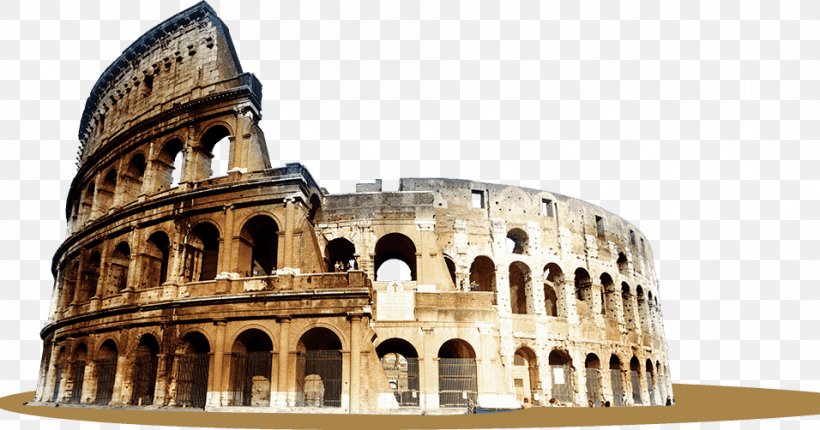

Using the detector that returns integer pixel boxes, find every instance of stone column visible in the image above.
[208,321,227,407]
[282,197,296,269]
[420,327,437,409]
[110,353,131,405]
[220,204,235,275]
[275,317,290,406]
[349,315,362,412]
[152,353,169,406]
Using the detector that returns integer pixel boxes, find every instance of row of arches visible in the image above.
[72,125,232,229]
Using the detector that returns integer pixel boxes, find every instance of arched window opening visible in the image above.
[506,228,529,254]
[106,242,130,296]
[585,354,602,407]
[68,344,87,404]
[131,334,159,406]
[174,332,210,408]
[646,359,657,406]
[51,347,66,402]
[574,268,592,304]
[143,232,170,289]
[79,182,95,224]
[376,338,419,407]
[600,273,614,316]
[437,339,477,407]
[184,223,220,282]
[509,261,532,315]
[544,284,558,317]
[156,139,185,191]
[238,215,279,277]
[94,341,117,405]
[59,260,79,310]
[469,256,496,293]
[630,356,642,405]
[443,255,457,289]
[229,329,273,407]
[513,347,539,405]
[308,194,322,222]
[326,238,355,272]
[543,263,564,317]
[199,125,231,180]
[617,252,629,275]
[621,282,636,331]
[78,252,101,303]
[296,328,343,408]
[610,355,625,406]
[97,169,117,212]
[123,153,146,202]
[374,233,417,281]
[548,350,574,405]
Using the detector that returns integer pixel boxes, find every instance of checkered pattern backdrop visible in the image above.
[1,0,819,428]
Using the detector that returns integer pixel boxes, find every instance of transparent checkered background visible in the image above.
[1,0,819,429]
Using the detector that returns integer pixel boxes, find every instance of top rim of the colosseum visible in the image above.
[77,1,239,144]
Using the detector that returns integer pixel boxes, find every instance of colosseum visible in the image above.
[33,2,672,413]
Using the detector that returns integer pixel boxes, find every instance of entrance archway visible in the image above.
[610,354,624,406]
[376,338,419,406]
[548,350,574,405]
[513,347,539,405]
[296,327,343,408]
[94,340,117,405]
[229,329,274,406]
[68,344,87,404]
[585,353,601,407]
[238,215,279,276]
[437,339,477,407]
[174,332,210,408]
[131,334,159,406]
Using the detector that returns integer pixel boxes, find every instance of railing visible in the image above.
[438,358,477,407]
[94,358,117,405]
[228,351,273,407]
[174,353,209,408]
[296,350,343,408]
[610,369,624,406]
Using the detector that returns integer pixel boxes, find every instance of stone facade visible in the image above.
[34,2,673,413]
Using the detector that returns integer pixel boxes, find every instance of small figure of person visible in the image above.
[522,398,532,409]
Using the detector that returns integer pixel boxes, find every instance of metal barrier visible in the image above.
[550,364,574,405]
[175,353,209,408]
[296,350,343,407]
[380,356,420,406]
[131,354,158,405]
[647,373,656,406]
[229,351,273,406]
[585,368,601,406]
[51,365,62,402]
[438,358,477,407]
[630,370,642,405]
[94,358,117,405]
[610,369,624,406]
[69,361,85,404]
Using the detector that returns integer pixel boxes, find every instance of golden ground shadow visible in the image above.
[2,384,820,429]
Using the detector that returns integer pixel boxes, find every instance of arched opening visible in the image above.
[229,329,274,407]
[600,273,614,316]
[79,252,101,303]
[509,261,531,314]
[646,359,657,406]
[376,338,419,407]
[59,260,79,310]
[184,223,220,282]
[513,347,539,405]
[326,238,355,272]
[610,355,624,406]
[630,356,642,405]
[621,282,636,332]
[585,353,602,407]
[143,232,170,288]
[174,332,210,408]
[506,228,529,254]
[199,125,231,180]
[238,215,279,277]
[94,340,117,405]
[617,252,629,275]
[443,254,457,288]
[68,344,87,404]
[574,268,592,306]
[437,339,477,407]
[308,194,322,222]
[106,242,130,296]
[548,350,574,405]
[122,153,146,202]
[156,138,184,191]
[374,233,417,281]
[51,346,66,402]
[543,263,564,317]
[97,169,117,211]
[296,327,343,408]
[469,256,496,294]
[131,334,159,406]
[79,182,95,223]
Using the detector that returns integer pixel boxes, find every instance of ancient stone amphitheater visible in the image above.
[34,2,672,413]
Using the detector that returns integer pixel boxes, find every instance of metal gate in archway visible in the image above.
[610,369,624,406]
[94,358,117,405]
[438,358,477,407]
[630,370,642,405]
[380,356,419,406]
[175,353,209,408]
[550,364,574,404]
[585,368,601,407]
[647,372,657,405]
[229,351,273,406]
[51,365,62,402]
[69,361,85,404]
[131,354,158,405]
[296,350,342,408]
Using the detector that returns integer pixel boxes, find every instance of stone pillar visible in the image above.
[282,197,296,269]
[153,353,169,406]
[420,327,437,409]
[348,315,362,413]
[220,204,236,275]
[110,353,130,405]
[71,254,86,305]
[208,321,227,407]
[39,341,59,402]
[275,317,290,406]
[562,280,579,325]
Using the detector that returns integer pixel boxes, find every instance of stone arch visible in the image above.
[513,346,539,405]
[184,222,220,282]
[376,338,420,407]
[106,241,130,296]
[548,349,574,405]
[59,259,79,310]
[122,152,146,202]
[229,328,274,407]
[308,193,322,222]
[79,181,95,223]
[574,267,592,308]
[437,339,477,407]
[94,339,119,406]
[326,237,356,272]
[609,354,625,406]
[506,227,529,254]
[78,251,101,303]
[469,255,496,294]
[97,168,118,212]
[374,232,417,281]
[237,214,279,276]
[543,263,564,317]
[130,333,160,406]
[173,330,211,408]
[142,230,171,289]
[155,137,185,191]
[196,123,233,180]
[629,356,642,405]
[617,252,629,275]
[600,272,614,316]
[68,343,88,404]
[585,353,602,406]
[509,261,532,315]
[296,327,343,408]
